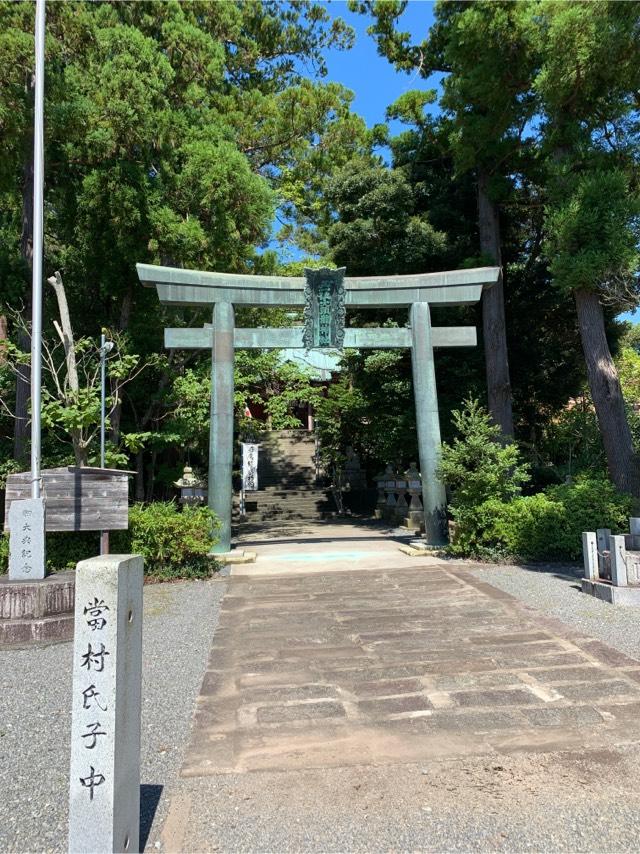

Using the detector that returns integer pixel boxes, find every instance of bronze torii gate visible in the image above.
[137,263,500,553]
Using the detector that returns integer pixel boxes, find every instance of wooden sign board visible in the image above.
[4,467,133,533]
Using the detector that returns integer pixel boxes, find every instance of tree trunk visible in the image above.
[109,283,134,444]
[478,170,514,439]
[135,449,145,501]
[574,288,640,496]
[0,315,7,365]
[49,271,86,467]
[145,447,157,502]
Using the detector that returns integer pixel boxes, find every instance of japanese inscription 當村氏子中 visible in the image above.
[77,596,111,802]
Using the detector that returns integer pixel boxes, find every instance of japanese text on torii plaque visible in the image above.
[302,267,346,349]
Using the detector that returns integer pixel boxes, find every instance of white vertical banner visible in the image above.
[241,443,259,492]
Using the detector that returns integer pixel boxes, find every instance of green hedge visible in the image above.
[450,476,633,561]
[1,501,220,580]
[112,502,220,579]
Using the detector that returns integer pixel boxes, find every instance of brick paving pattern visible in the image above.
[182,566,640,777]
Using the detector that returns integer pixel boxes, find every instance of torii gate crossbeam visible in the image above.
[137,264,500,553]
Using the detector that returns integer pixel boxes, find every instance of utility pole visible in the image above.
[99,332,113,555]
[31,0,45,503]
[8,0,47,581]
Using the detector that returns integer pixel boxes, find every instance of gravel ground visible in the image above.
[470,562,640,661]
[0,577,226,854]
[168,743,640,853]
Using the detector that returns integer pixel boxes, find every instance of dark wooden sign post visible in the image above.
[5,466,132,542]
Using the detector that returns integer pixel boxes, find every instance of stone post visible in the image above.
[405,462,424,529]
[373,470,386,519]
[581,532,598,580]
[395,474,408,524]
[69,554,143,854]
[209,302,235,554]
[628,517,640,552]
[610,535,628,587]
[383,464,397,522]
[8,497,46,580]
[596,528,611,576]
[410,302,447,545]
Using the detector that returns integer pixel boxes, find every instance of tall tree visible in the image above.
[351,0,539,437]
[0,0,367,487]
[534,0,640,496]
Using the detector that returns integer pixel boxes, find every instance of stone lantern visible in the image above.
[405,462,424,529]
[174,465,207,506]
[373,468,388,519]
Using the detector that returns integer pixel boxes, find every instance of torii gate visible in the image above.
[136,263,500,553]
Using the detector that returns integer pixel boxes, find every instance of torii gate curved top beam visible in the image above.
[136,263,500,308]
[137,263,500,554]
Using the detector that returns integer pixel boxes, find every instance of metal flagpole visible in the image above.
[31,0,46,501]
[99,332,113,555]
[100,333,107,469]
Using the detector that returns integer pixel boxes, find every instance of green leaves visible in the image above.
[438,398,530,510]
[544,168,640,300]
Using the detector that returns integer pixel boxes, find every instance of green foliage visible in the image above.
[326,155,447,275]
[438,399,530,509]
[314,349,417,471]
[111,502,220,580]
[544,169,640,299]
[0,534,8,574]
[0,0,366,482]
[439,399,632,560]
[451,478,633,562]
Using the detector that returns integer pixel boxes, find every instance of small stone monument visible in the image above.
[8,498,46,580]
[344,446,366,490]
[582,518,640,605]
[68,554,143,853]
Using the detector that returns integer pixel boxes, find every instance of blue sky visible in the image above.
[322,0,437,133]
[297,1,639,323]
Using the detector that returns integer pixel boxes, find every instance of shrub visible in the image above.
[0,534,7,574]
[451,476,632,561]
[438,398,530,510]
[1,502,219,580]
[112,501,220,579]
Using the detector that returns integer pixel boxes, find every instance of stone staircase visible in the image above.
[235,430,336,522]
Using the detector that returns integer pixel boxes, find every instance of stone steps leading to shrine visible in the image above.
[236,430,333,520]
[233,487,336,522]
[257,429,319,490]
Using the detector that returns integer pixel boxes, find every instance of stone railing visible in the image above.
[373,463,423,530]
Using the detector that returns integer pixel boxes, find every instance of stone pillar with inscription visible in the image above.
[68,554,143,854]
[8,498,46,580]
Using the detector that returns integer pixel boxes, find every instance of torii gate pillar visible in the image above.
[209,302,234,554]
[411,302,447,544]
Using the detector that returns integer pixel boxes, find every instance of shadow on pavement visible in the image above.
[140,783,163,852]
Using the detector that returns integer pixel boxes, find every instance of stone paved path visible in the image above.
[181,565,640,779]
[151,528,640,851]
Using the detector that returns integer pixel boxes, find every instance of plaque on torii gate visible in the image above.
[137,262,500,553]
